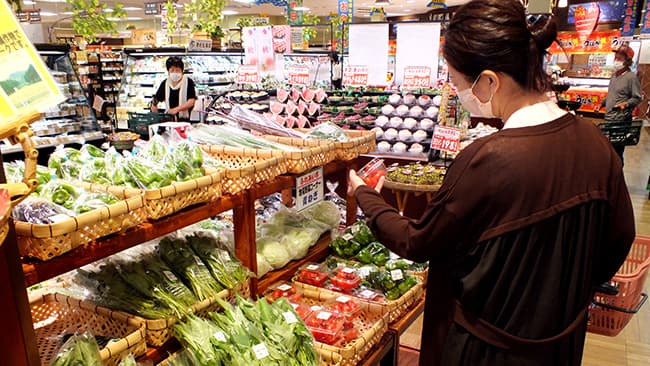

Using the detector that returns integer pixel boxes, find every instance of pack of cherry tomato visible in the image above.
[296,263,330,287]
[328,266,363,293]
[265,281,303,303]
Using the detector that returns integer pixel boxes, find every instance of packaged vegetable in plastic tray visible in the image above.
[289,301,313,320]
[355,241,389,266]
[304,308,345,345]
[265,281,303,303]
[328,267,362,293]
[357,158,386,189]
[327,294,361,326]
[329,220,376,258]
[363,268,419,300]
[12,197,74,225]
[296,263,330,287]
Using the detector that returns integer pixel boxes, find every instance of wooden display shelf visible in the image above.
[22,193,245,287]
[389,294,425,335]
[360,331,397,366]
[138,339,181,364]
[257,233,332,294]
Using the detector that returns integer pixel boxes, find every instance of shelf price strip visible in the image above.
[431,125,461,154]
[237,65,260,84]
[287,65,310,86]
[342,65,368,87]
[402,66,431,89]
[295,167,324,211]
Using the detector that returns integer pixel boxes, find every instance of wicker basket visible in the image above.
[203,148,288,195]
[81,170,223,221]
[293,279,424,324]
[31,293,146,366]
[200,144,333,175]
[15,193,147,261]
[294,129,377,161]
[383,179,441,193]
[135,279,251,346]
[262,135,338,165]
[299,286,388,366]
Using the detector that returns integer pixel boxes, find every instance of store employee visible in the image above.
[151,57,197,120]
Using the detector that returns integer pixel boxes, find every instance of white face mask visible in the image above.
[457,74,495,118]
[169,72,183,82]
[613,60,625,71]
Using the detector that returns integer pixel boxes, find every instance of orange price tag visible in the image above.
[237,65,259,84]
[431,125,461,153]
[288,65,310,86]
[342,66,368,87]
[403,66,431,89]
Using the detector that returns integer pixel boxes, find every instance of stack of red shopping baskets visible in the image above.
[588,236,650,336]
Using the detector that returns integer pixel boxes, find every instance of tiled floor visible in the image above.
[398,126,650,365]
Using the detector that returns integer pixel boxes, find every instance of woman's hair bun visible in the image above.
[527,14,558,51]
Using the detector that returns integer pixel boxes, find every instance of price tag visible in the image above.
[359,289,376,299]
[431,125,462,154]
[342,233,354,241]
[49,214,70,223]
[402,66,431,89]
[317,311,332,320]
[163,270,178,282]
[342,65,368,87]
[292,303,299,310]
[358,267,372,278]
[287,65,310,86]
[283,311,298,324]
[351,225,360,234]
[336,296,351,303]
[253,343,270,359]
[237,65,259,84]
[188,38,213,52]
[213,331,227,342]
[277,284,292,291]
[306,264,319,271]
[311,305,323,312]
[342,267,355,274]
[391,269,404,281]
[389,252,400,260]
[295,167,323,211]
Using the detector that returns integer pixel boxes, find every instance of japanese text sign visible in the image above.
[295,167,324,211]
[342,65,368,87]
[287,65,310,86]
[402,66,431,88]
[237,65,259,84]
[188,38,212,52]
[431,125,461,153]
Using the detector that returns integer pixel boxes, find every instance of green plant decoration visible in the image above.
[164,0,177,36]
[302,13,320,42]
[66,0,126,43]
[236,16,269,28]
[7,0,21,11]
[185,0,226,38]
[328,12,347,53]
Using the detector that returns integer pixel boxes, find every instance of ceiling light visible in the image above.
[222,10,239,15]
[62,11,73,15]
[294,6,310,11]
[36,0,66,3]
[40,11,58,16]
[123,7,142,11]
[23,0,35,4]
[375,0,390,5]
[558,0,567,7]
[234,0,255,3]
[126,17,143,20]
[103,8,113,13]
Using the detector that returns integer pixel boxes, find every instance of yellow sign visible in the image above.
[0,1,62,119]
[131,28,157,46]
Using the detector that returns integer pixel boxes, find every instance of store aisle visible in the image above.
[398,126,650,366]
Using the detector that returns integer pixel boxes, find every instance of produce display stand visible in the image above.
[383,180,440,216]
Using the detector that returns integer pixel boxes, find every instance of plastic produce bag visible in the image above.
[257,236,291,269]
[125,156,174,189]
[302,201,341,229]
[48,147,84,180]
[118,354,138,366]
[256,253,273,277]
[72,191,121,214]
[13,197,74,224]
[80,144,106,159]
[168,141,205,181]
[49,331,103,366]
[306,122,350,142]
[39,180,81,210]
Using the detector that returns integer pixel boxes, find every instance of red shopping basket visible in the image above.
[588,236,650,336]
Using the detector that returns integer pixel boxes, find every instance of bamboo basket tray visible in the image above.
[262,135,338,164]
[383,179,442,192]
[15,193,147,261]
[134,279,251,347]
[294,129,377,161]
[80,170,223,221]
[203,148,288,195]
[31,293,146,366]
[299,286,389,366]
[293,279,424,324]
[200,143,333,175]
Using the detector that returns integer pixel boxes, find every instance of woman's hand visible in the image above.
[167,107,179,115]
[348,169,384,196]
[150,104,159,113]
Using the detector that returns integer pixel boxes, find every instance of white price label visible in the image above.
[253,343,270,359]
[213,331,227,342]
[283,311,298,324]
[342,267,355,274]
[277,284,292,291]
[351,225,360,234]
[311,305,323,312]
[306,264,319,271]
[358,267,371,278]
[389,252,400,260]
[391,269,404,281]
[295,167,323,211]
[163,270,178,282]
[360,290,376,299]
[342,233,354,241]
[317,311,332,320]
[336,296,351,303]
[403,259,414,265]
[292,303,299,310]
[49,213,70,223]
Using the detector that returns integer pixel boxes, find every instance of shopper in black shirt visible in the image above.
[151,57,197,120]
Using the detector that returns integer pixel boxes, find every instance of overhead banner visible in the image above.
[0,1,63,118]
[349,23,389,86]
[242,26,275,70]
[641,0,650,37]
[338,0,353,22]
[621,0,639,39]
[395,23,441,87]
[287,0,303,25]
[549,30,622,54]
[567,1,624,24]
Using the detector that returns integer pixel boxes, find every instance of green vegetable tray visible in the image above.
[31,292,146,366]
[292,278,424,324]
[15,193,147,261]
[202,148,288,195]
[133,278,251,347]
[201,142,333,175]
[80,169,223,221]
[277,129,377,161]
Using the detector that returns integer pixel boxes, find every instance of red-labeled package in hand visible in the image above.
[357,158,386,188]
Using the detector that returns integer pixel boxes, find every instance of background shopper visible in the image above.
[349,1,635,365]
[331,52,342,90]
[151,56,197,121]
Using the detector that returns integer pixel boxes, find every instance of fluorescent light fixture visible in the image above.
[62,11,73,15]
[126,17,143,20]
[222,10,239,15]
[234,0,255,3]
[123,7,142,11]
[40,11,58,16]
[294,6,310,11]
[23,0,35,4]
[375,0,390,5]
[558,0,567,7]
[103,8,113,13]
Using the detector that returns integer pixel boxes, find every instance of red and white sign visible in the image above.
[575,3,600,43]
[402,66,431,88]
[342,65,368,87]
[237,65,259,84]
[431,125,461,153]
[287,65,310,86]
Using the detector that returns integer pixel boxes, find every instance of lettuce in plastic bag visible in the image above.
[302,201,341,229]
[258,237,291,269]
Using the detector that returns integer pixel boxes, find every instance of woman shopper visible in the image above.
[349,1,635,365]
[150,56,197,121]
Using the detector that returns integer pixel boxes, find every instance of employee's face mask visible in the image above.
[613,60,625,71]
[457,73,495,118]
[169,72,183,82]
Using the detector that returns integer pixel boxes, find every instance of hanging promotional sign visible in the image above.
[431,125,461,153]
[574,3,600,43]
[287,65,310,86]
[242,26,275,69]
[342,65,368,87]
[338,0,354,23]
[641,0,650,37]
[549,30,621,54]
[272,25,291,54]
[188,38,212,52]
[287,0,303,25]
[568,1,623,24]
[402,66,432,89]
[621,0,639,39]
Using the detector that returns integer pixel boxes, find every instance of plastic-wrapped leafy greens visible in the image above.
[306,122,350,142]
[49,331,103,366]
[72,191,121,214]
[48,147,84,180]
[118,354,138,366]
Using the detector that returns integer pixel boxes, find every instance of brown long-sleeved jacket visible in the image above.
[356,113,635,365]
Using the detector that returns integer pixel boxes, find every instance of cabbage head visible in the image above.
[258,237,291,269]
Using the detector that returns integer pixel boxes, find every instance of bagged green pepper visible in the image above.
[39,180,80,209]
[347,221,375,246]
[81,144,106,159]
[355,241,389,266]
[48,147,83,179]
[72,191,120,213]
